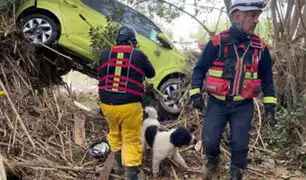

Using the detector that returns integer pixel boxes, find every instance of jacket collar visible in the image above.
[229,24,251,42]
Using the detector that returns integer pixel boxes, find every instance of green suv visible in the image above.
[16,0,188,119]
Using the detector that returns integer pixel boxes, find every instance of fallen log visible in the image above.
[98,152,115,180]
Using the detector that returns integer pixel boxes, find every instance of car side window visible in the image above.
[81,0,162,44]
[116,5,162,44]
[81,0,115,16]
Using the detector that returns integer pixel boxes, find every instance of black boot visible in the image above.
[125,166,145,180]
[202,155,220,179]
[230,166,243,180]
[113,151,124,175]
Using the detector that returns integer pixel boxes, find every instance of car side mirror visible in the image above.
[157,33,173,49]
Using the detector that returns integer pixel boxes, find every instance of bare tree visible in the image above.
[269,0,306,107]
[223,0,232,15]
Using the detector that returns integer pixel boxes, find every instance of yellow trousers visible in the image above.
[100,102,143,167]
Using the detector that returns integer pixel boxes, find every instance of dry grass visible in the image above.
[0,12,111,180]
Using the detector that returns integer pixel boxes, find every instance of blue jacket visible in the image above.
[191,26,276,103]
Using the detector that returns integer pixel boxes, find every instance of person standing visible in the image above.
[98,26,155,180]
[189,1,277,179]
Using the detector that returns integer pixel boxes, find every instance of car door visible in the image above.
[59,0,111,60]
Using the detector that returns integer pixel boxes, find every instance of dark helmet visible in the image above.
[116,26,138,47]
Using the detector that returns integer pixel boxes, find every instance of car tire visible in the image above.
[157,78,185,121]
[21,14,60,45]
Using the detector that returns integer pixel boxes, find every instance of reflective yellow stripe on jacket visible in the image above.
[212,94,245,101]
[208,69,258,79]
[189,88,201,97]
[264,96,277,104]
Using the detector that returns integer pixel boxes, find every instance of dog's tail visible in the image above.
[144,106,158,120]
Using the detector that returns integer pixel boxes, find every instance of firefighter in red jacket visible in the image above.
[189,0,277,179]
[98,26,155,180]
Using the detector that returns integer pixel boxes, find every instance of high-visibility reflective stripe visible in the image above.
[212,94,245,101]
[208,69,222,77]
[113,53,124,91]
[245,72,258,79]
[99,74,144,88]
[99,85,143,97]
[208,69,258,79]
[189,88,201,96]
[264,96,277,104]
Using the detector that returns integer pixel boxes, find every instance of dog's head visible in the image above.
[170,126,196,148]
[144,106,158,120]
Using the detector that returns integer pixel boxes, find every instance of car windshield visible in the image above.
[80,0,162,43]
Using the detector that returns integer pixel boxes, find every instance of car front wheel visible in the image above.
[158,78,185,120]
[21,14,59,45]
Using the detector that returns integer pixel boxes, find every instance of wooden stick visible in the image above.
[82,160,100,167]
[220,146,231,157]
[59,134,66,159]
[186,168,203,174]
[15,164,93,173]
[79,149,88,166]
[179,145,195,153]
[6,56,31,90]
[250,99,263,151]
[252,146,274,154]
[98,152,115,180]
[247,168,267,177]
[73,115,87,147]
[0,65,11,95]
[53,90,62,127]
[37,41,73,61]
[0,155,7,180]
[247,166,274,178]
[0,80,36,148]
[171,166,179,180]
[109,174,124,179]
[73,101,95,113]
[3,113,14,132]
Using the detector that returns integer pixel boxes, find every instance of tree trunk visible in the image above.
[270,0,306,107]
[223,0,232,20]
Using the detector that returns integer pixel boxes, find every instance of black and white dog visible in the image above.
[142,106,196,177]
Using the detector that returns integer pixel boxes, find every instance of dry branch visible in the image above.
[0,80,35,148]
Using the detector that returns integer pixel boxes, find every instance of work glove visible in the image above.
[191,93,204,110]
[264,103,276,126]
